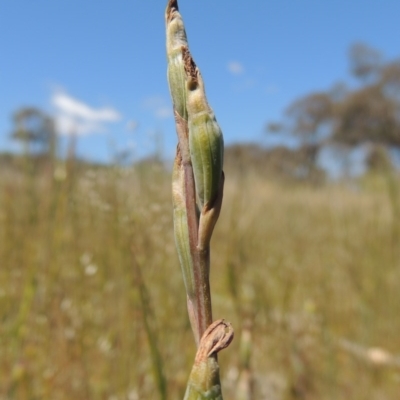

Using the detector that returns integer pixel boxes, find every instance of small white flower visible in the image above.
[85,264,98,276]
[80,252,92,266]
[97,337,112,354]
[367,347,391,365]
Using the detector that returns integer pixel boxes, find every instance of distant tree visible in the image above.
[224,144,325,184]
[265,122,284,134]
[11,107,57,158]
[266,43,400,174]
[349,42,382,82]
[332,85,400,146]
[380,61,400,101]
[285,92,333,141]
[366,144,393,172]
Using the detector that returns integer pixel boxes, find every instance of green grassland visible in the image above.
[0,156,399,399]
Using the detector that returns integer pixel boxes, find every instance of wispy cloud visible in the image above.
[142,95,172,119]
[227,61,244,75]
[52,92,121,136]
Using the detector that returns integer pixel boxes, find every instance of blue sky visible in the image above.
[1,0,400,163]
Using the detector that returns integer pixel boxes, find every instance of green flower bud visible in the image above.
[166,0,189,120]
[183,47,224,209]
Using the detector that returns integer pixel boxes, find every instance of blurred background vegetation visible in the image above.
[1,43,400,399]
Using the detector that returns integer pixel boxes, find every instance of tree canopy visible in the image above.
[11,107,57,156]
[268,43,400,150]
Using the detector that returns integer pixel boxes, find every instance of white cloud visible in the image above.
[56,114,105,136]
[52,92,121,136]
[227,61,244,75]
[142,95,172,119]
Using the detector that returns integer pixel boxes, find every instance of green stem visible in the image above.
[195,246,212,341]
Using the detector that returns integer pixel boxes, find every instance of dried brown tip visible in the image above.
[194,319,234,364]
[182,46,199,89]
[166,0,179,23]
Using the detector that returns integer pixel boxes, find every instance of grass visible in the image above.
[0,156,399,399]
